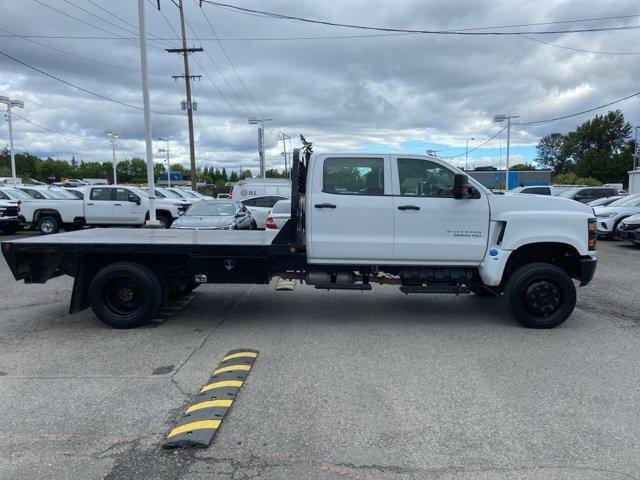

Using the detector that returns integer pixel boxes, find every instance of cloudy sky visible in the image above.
[1,0,639,175]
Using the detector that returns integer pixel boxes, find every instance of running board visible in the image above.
[400,285,470,294]
[314,283,372,291]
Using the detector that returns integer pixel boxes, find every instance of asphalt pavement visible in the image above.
[0,235,638,480]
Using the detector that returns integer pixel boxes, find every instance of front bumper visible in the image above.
[596,218,616,236]
[615,226,640,244]
[579,256,597,286]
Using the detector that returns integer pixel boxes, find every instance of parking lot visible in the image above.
[0,235,638,480]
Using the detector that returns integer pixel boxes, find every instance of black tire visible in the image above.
[37,215,60,235]
[157,214,172,229]
[250,220,257,230]
[89,261,162,328]
[504,263,576,329]
[469,283,497,296]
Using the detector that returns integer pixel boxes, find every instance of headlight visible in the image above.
[596,212,617,218]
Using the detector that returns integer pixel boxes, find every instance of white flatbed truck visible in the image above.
[1,147,597,329]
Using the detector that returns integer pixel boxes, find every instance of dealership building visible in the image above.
[466,168,552,190]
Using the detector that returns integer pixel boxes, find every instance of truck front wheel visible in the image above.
[89,262,162,328]
[504,263,576,329]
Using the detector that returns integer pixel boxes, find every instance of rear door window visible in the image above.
[323,157,385,195]
[90,188,113,201]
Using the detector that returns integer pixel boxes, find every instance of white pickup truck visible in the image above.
[2,148,597,330]
[18,185,189,234]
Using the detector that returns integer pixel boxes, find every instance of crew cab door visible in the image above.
[307,155,394,263]
[85,187,114,223]
[113,188,145,224]
[391,156,490,263]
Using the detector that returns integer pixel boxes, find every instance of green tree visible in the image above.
[508,163,535,171]
[240,169,252,179]
[567,110,633,184]
[229,171,239,182]
[535,132,572,174]
[552,172,600,186]
[35,158,73,181]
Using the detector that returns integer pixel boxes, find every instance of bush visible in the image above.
[553,172,601,186]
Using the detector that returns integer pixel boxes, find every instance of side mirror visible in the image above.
[128,194,140,205]
[236,210,247,217]
[453,174,471,199]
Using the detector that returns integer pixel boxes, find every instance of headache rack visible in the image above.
[287,144,311,248]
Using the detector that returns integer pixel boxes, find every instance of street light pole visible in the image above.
[493,115,519,190]
[137,0,159,226]
[248,118,273,177]
[0,95,24,185]
[635,126,639,170]
[105,131,120,185]
[465,137,475,171]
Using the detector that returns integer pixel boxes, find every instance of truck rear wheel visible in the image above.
[89,261,162,328]
[37,215,60,235]
[504,263,576,329]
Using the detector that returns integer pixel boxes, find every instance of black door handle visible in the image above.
[398,205,420,211]
[314,203,336,209]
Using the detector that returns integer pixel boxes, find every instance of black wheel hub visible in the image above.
[105,277,144,316]
[523,280,562,317]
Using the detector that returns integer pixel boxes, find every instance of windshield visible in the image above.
[157,188,181,198]
[608,194,640,207]
[186,201,235,216]
[1,188,32,200]
[557,188,579,198]
[271,201,291,214]
[48,188,78,199]
[178,189,199,198]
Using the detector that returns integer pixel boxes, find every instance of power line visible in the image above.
[201,2,640,36]
[523,91,640,126]
[183,15,254,116]
[12,112,149,157]
[0,49,181,116]
[0,28,170,75]
[441,127,508,158]
[12,112,103,142]
[196,0,263,116]
[29,0,164,50]
[518,34,640,55]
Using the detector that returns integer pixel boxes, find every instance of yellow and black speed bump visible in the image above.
[162,349,258,448]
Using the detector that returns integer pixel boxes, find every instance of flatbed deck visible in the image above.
[2,228,282,255]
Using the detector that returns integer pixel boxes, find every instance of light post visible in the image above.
[465,137,475,171]
[137,0,159,226]
[105,130,120,185]
[158,137,171,188]
[0,95,24,185]
[634,126,639,170]
[493,115,519,190]
[248,118,273,178]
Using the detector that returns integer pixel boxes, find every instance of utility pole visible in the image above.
[279,132,290,177]
[0,95,24,185]
[105,130,120,185]
[158,137,172,188]
[635,126,639,170]
[165,0,202,191]
[248,118,273,177]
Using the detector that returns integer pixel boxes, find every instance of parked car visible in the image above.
[557,186,620,203]
[217,193,230,199]
[614,214,640,245]
[64,188,86,199]
[265,199,291,230]
[0,200,21,234]
[17,185,81,200]
[507,185,553,195]
[241,195,289,229]
[587,196,625,207]
[230,178,291,203]
[170,200,255,230]
[593,194,640,238]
